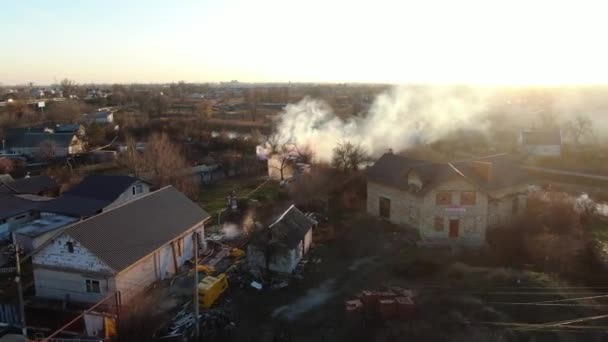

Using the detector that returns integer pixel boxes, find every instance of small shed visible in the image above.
[248,205,316,274]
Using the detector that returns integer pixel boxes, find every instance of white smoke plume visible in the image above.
[273,85,492,162]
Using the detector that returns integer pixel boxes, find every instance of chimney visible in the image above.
[387,148,393,155]
[470,161,493,182]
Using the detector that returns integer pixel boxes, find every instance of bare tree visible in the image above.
[46,100,86,123]
[134,132,200,199]
[291,143,314,164]
[565,115,592,144]
[60,78,77,98]
[332,141,367,173]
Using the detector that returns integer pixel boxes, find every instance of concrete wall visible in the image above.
[33,268,112,303]
[248,227,312,274]
[368,180,489,246]
[420,179,488,246]
[367,182,422,226]
[104,181,151,211]
[524,145,561,156]
[32,234,114,274]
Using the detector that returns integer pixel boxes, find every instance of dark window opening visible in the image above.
[379,197,391,219]
[66,241,74,253]
[461,191,476,205]
[86,279,101,293]
[436,192,452,205]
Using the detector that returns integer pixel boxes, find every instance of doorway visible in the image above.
[449,219,460,238]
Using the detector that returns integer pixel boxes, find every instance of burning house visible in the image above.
[247,205,316,274]
[367,152,530,246]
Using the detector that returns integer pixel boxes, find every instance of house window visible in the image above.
[66,241,74,253]
[436,192,452,205]
[434,217,444,231]
[379,197,391,219]
[461,192,476,205]
[135,184,143,194]
[512,196,519,214]
[85,279,101,294]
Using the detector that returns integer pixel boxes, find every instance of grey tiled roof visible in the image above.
[0,175,59,195]
[62,187,210,273]
[252,205,315,249]
[368,153,529,194]
[0,194,39,220]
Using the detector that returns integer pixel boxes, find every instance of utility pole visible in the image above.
[193,232,200,340]
[12,232,27,337]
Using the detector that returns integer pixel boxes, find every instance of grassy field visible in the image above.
[198,176,281,215]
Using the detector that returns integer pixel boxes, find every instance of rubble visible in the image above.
[346,287,416,321]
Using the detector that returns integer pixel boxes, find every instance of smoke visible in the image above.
[273,85,492,162]
[221,223,241,239]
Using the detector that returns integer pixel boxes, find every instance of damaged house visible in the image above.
[31,187,210,304]
[367,152,529,246]
[248,205,316,274]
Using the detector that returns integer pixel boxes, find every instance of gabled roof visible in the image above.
[252,205,315,249]
[0,175,59,195]
[58,187,210,273]
[65,174,142,201]
[0,193,39,220]
[55,124,83,134]
[368,153,529,195]
[5,133,76,148]
[521,130,561,146]
[38,174,146,217]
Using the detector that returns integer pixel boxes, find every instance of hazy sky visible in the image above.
[2,0,607,85]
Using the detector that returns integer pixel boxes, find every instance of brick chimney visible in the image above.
[470,161,493,182]
[387,148,393,155]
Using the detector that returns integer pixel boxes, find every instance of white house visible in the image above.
[519,130,561,157]
[248,205,316,274]
[32,187,210,304]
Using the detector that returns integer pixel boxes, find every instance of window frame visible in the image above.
[85,279,101,294]
[379,196,391,219]
[435,192,452,205]
[461,191,476,205]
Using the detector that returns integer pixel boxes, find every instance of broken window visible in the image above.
[435,192,452,205]
[512,196,519,214]
[461,191,476,205]
[66,241,74,253]
[85,279,101,293]
[379,197,391,219]
[434,217,444,231]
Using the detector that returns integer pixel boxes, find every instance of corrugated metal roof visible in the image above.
[62,187,210,273]
[252,205,315,249]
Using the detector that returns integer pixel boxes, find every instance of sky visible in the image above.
[1,0,608,85]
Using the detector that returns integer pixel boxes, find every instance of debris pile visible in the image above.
[346,287,416,320]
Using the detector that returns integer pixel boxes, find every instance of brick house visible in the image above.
[31,187,210,304]
[367,152,529,246]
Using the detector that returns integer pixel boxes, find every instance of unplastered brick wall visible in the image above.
[33,234,114,273]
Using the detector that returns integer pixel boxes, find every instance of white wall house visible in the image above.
[519,130,561,157]
[248,205,315,274]
[32,187,210,304]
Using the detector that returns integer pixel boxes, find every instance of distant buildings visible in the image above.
[519,130,562,157]
[3,129,84,158]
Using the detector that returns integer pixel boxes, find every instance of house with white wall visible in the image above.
[40,175,150,218]
[367,152,530,246]
[31,186,210,304]
[248,205,315,274]
[519,130,561,157]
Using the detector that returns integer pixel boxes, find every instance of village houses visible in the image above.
[367,152,529,246]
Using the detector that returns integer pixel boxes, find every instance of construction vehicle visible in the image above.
[198,273,228,309]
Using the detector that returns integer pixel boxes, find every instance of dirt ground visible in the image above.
[208,214,608,342]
